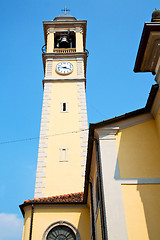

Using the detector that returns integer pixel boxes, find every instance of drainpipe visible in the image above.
[94,138,108,240]
[29,204,34,240]
[89,180,96,240]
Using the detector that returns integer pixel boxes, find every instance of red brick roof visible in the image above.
[24,192,84,204]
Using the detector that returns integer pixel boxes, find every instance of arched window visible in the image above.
[42,221,80,240]
[47,225,75,239]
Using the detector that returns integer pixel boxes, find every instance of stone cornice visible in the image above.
[42,52,87,60]
[43,78,86,82]
[134,22,160,72]
[141,32,160,72]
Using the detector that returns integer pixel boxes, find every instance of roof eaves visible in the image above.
[19,192,85,217]
[134,23,160,72]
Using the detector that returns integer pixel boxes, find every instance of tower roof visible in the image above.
[151,9,160,22]
[53,14,77,21]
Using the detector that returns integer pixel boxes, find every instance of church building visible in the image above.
[20,10,160,240]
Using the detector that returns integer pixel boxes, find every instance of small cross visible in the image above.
[61,5,70,15]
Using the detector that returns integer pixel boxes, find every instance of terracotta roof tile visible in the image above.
[24,192,84,204]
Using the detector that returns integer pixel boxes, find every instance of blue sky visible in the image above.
[0,0,159,239]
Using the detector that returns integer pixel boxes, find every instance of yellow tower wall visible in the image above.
[35,79,88,198]
[43,81,87,196]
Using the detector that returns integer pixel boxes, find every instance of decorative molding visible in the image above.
[75,27,83,33]
[43,77,86,82]
[141,32,160,72]
[47,29,56,34]
[34,82,52,198]
[43,52,87,61]
[95,127,119,140]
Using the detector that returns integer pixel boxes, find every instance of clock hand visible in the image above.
[62,66,69,69]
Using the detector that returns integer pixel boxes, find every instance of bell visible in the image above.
[60,36,69,44]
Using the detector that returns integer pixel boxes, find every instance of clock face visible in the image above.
[56,62,73,75]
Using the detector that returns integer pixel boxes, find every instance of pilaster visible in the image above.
[95,127,128,240]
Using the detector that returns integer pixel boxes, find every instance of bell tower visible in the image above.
[34,14,88,198]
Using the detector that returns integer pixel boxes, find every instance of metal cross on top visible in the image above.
[61,5,70,15]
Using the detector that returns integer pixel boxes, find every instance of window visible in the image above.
[60,148,68,161]
[42,221,80,240]
[61,102,68,112]
[54,31,76,49]
[46,225,76,240]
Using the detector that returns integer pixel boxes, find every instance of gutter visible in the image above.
[89,181,96,240]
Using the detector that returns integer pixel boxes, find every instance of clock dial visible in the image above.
[56,62,73,75]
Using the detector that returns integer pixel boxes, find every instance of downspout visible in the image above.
[29,204,34,240]
[94,138,108,240]
[89,181,96,240]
